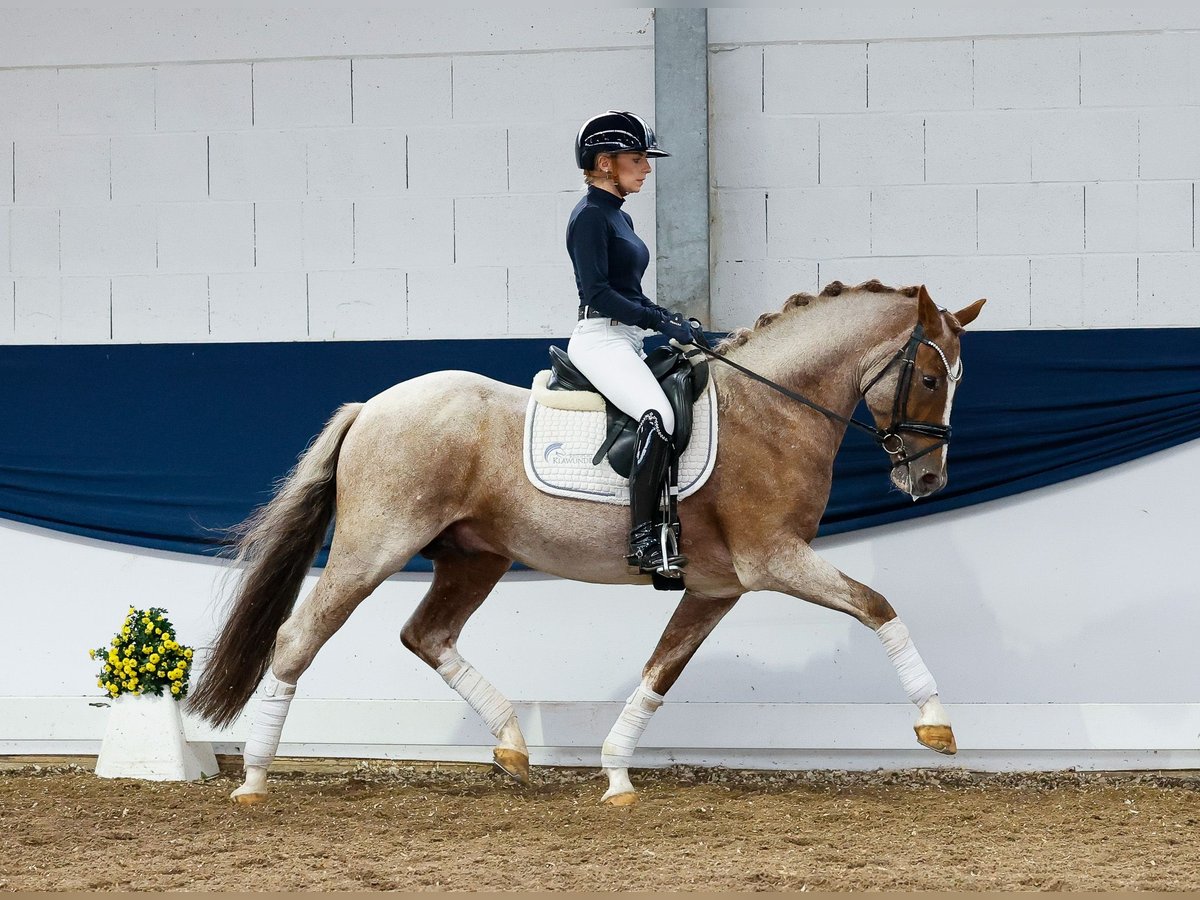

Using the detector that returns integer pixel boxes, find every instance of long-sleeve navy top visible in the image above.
[566,186,659,329]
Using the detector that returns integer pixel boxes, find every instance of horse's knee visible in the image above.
[858,590,896,629]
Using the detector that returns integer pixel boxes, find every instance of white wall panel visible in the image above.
[712,258,815,332]
[252,201,302,271]
[6,440,1198,764]
[710,8,1200,43]
[507,264,577,337]
[208,131,307,201]
[0,140,11,205]
[867,40,973,112]
[0,210,9,275]
[110,134,208,203]
[763,43,866,115]
[817,115,924,186]
[351,57,452,126]
[252,59,352,129]
[455,195,560,267]
[1030,256,1138,329]
[1085,183,1194,254]
[11,276,61,342]
[1139,109,1200,180]
[0,280,12,340]
[58,276,112,342]
[9,207,58,275]
[973,37,1080,110]
[406,125,509,196]
[154,63,253,133]
[0,9,654,67]
[111,274,209,342]
[354,197,454,269]
[870,186,977,257]
[307,269,406,341]
[767,187,871,260]
[301,201,355,270]
[711,189,767,262]
[156,202,255,274]
[207,272,307,341]
[57,66,155,135]
[1137,254,1200,325]
[14,136,109,205]
[306,128,406,198]
[710,45,764,123]
[0,69,57,134]
[710,116,818,190]
[406,266,507,338]
[1081,33,1195,108]
[923,112,1035,184]
[1030,110,1139,183]
[59,205,157,275]
[977,184,1084,255]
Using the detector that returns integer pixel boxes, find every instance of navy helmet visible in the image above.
[575,110,670,170]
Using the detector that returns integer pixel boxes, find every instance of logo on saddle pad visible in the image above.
[542,442,594,466]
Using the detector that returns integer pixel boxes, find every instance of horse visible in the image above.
[189,279,986,805]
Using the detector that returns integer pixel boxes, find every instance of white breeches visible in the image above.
[567,318,675,434]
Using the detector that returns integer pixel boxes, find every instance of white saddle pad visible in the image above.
[523,370,719,505]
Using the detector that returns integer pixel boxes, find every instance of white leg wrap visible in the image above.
[437,652,514,738]
[243,669,296,770]
[601,683,664,770]
[877,618,938,708]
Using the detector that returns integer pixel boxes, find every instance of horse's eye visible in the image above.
[922,375,939,391]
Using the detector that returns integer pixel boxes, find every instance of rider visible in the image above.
[566,110,695,575]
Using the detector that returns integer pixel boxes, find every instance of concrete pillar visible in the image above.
[654,8,710,324]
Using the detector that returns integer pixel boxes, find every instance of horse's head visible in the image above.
[861,285,985,500]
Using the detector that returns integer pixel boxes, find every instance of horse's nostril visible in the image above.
[920,472,943,489]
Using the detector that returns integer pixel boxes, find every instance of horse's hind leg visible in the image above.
[760,541,956,755]
[399,551,528,783]
[601,589,740,805]
[231,546,401,804]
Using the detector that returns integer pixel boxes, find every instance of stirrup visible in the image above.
[655,521,687,577]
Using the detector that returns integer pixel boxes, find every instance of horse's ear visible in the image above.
[917,285,941,333]
[949,298,986,332]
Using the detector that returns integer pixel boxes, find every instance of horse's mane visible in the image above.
[713,279,921,355]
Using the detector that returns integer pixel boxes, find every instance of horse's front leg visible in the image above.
[601,589,740,805]
[754,540,956,755]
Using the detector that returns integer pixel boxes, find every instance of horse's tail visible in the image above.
[188,402,364,728]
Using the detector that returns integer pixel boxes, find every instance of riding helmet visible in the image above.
[575,110,671,170]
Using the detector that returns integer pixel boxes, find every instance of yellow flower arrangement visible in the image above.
[91,607,195,701]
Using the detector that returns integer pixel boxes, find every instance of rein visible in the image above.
[688,322,962,469]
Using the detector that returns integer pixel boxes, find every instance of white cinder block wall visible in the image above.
[0,8,657,344]
[708,7,1200,332]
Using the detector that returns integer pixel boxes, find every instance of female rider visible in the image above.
[565,110,696,575]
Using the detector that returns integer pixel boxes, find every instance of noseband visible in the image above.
[861,322,963,468]
[692,321,962,472]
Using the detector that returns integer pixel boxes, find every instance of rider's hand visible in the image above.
[656,309,695,344]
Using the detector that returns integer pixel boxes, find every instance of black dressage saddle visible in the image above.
[545,344,710,478]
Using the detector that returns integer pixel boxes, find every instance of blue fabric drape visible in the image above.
[2,329,1198,569]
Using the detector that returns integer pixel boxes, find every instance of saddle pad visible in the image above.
[523,370,719,505]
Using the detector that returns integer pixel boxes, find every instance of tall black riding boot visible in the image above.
[626,410,688,574]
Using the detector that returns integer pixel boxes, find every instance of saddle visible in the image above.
[545,344,710,478]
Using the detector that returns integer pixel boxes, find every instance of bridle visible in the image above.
[690,320,963,471]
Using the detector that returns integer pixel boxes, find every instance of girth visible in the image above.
[545,344,710,478]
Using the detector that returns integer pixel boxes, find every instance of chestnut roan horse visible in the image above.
[190,279,986,805]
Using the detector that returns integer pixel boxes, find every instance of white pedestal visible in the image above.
[94,693,218,781]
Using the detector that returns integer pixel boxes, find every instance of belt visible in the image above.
[578,306,620,324]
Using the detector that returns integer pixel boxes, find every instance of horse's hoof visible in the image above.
[915,724,957,755]
[603,791,638,807]
[493,748,530,785]
[231,791,267,805]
